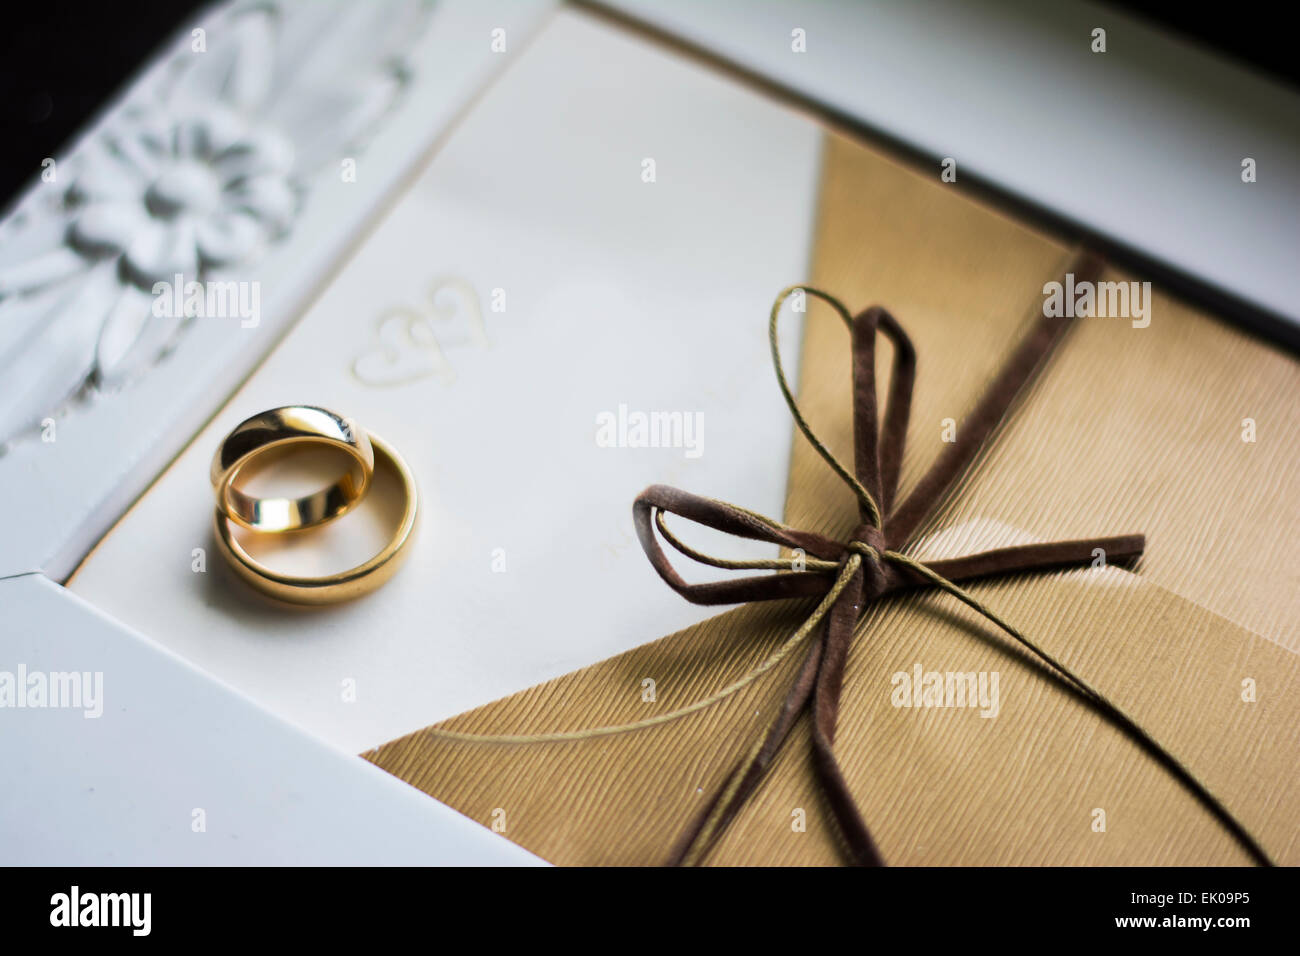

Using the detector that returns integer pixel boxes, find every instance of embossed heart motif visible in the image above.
[426,277,488,350]
[351,307,450,387]
[350,278,487,388]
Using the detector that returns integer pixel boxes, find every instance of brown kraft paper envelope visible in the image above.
[365,131,1300,865]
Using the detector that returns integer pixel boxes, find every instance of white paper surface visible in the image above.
[0,574,545,865]
[69,10,823,753]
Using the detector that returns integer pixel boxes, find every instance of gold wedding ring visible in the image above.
[211,406,374,532]
[210,407,418,605]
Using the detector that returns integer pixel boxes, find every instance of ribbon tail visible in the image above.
[809,561,885,866]
[886,250,1106,546]
[670,553,870,865]
[670,637,823,866]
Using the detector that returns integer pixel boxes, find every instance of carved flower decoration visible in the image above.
[0,0,432,448]
[64,105,298,380]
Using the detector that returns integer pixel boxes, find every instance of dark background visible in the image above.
[0,0,1295,210]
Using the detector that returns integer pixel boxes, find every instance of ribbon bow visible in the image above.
[634,253,1270,866]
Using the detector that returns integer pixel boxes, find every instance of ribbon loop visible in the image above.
[769,285,883,527]
[850,306,916,520]
[634,484,842,606]
[768,287,918,529]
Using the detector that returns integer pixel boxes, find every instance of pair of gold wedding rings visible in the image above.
[210,406,418,605]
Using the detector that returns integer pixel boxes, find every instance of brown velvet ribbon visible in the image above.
[633,252,1272,867]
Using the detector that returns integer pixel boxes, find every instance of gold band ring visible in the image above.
[213,432,419,605]
[210,406,374,532]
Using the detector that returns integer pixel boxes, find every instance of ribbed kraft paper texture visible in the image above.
[365,131,1300,866]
